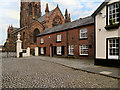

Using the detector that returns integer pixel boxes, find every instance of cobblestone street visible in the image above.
[2,57,118,88]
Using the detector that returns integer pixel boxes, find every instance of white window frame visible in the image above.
[79,45,88,55]
[108,38,119,59]
[40,38,44,44]
[57,34,62,42]
[41,47,44,55]
[69,45,74,55]
[108,3,119,25]
[57,46,62,55]
[80,28,88,39]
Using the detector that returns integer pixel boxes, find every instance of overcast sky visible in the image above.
[0,0,104,45]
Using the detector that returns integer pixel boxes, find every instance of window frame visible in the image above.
[40,38,44,44]
[107,2,120,25]
[80,28,88,39]
[79,45,88,56]
[69,45,74,55]
[57,46,62,55]
[57,34,62,42]
[107,38,119,59]
[41,47,44,55]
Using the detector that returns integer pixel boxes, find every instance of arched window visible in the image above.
[33,29,40,43]
[29,3,32,15]
[34,5,37,16]
[52,16,62,27]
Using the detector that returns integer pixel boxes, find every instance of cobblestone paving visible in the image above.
[2,57,118,88]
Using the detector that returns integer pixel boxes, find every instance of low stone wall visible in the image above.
[1,52,16,58]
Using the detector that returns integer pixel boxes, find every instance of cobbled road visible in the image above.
[2,57,118,88]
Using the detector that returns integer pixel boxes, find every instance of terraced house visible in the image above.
[36,16,94,59]
[92,0,120,67]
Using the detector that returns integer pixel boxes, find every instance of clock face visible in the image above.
[52,16,62,26]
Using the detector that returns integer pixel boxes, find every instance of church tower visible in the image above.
[20,0,41,28]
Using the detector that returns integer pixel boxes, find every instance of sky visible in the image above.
[0,0,104,45]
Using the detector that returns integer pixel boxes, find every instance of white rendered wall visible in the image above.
[95,0,119,59]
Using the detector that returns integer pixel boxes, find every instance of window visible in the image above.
[40,38,44,44]
[52,16,62,27]
[41,47,44,55]
[29,3,32,15]
[80,28,88,39]
[79,45,88,55]
[57,34,62,42]
[34,5,37,16]
[108,38,119,59]
[33,29,40,43]
[69,45,74,55]
[108,3,119,25]
[57,46,62,55]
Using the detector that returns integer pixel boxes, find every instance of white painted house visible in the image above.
[92,0,120,67]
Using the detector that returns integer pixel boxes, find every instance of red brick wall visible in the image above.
[37,31,67,56]
[37,24,94,59]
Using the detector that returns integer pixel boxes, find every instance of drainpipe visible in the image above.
[66,30,69,57]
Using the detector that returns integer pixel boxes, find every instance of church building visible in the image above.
[6,0,71,54]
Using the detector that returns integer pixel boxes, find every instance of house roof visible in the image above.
[38,9,55,23]
[37,16,94,37]
[92,0,110,17]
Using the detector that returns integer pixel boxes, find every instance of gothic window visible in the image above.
[29,3,32,15]
[33,29,40,43]
[34,5,37,16]
[52,16,62,27]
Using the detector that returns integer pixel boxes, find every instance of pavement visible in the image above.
[31,56,120,79]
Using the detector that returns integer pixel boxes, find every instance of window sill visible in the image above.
[57,54,62,56]
[56,41,62,43]
[68,54,74,56]
[79,38,88,40]
[105,23,119,30]
[79,55,88,57]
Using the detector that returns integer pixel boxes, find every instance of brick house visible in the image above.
[5,1,71,53]
[36,16,94,59]
[92,0,120,67]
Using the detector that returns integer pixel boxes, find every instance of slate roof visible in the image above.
[38,9,55,23]
[92,0,110,17]
[37,16,94,37]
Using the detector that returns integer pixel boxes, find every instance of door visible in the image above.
[108,38,119,59]
[50,45,53,57]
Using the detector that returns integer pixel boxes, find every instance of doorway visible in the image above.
[50,44,53,57]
